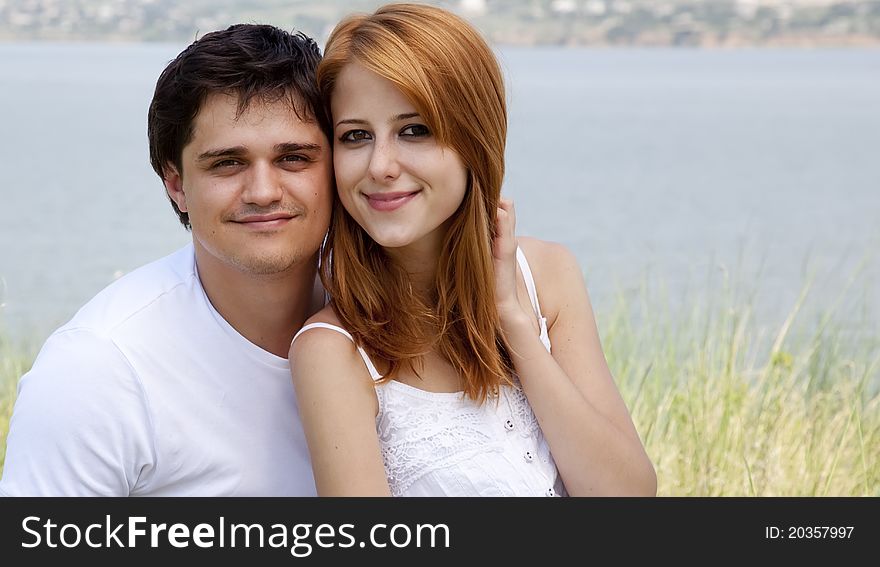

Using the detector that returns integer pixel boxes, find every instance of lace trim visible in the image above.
[505,381,541,439]
[376,380,553,496]
[376,383,504,496]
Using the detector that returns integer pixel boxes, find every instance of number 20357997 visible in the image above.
[765,526,854,539]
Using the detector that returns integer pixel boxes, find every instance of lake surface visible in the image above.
[1,44,878,344]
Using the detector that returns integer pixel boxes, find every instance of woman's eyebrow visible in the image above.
[334,113,422,128]
[390,112,420,122]
[335,118,367,127]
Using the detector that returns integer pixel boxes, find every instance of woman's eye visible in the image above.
[339,129,371,143]
[401,124,430,137]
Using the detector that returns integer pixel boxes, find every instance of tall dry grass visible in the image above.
[1,272,877,493]
[604,273,879,496]
[1,332,33,477]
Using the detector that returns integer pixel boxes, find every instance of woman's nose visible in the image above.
[367,140,401,182]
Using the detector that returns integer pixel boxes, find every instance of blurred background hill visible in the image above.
[2,0,879,47]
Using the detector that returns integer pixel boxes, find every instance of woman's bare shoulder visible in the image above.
[291,306,380,424]
[516,236,589,322]
[291,304,354,360]
[517,236,582,278]
[304,303,344,327]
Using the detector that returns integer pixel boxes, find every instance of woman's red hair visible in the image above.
[317,3,511,402]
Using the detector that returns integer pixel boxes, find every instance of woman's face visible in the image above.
[330,63,468,254]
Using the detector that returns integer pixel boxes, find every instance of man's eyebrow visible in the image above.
[196,143,323,162]
[275,142,323,154]
[196,146,247,162]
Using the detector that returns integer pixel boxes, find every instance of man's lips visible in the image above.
[364,190,421,212]
[231,212,297,228]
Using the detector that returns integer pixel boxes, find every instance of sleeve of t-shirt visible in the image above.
[0,328,156,496]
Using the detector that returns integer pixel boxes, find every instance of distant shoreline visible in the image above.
[3,0,878,49]
[2,35,879,49]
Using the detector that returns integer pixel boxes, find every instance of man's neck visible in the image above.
[193,246,323,358]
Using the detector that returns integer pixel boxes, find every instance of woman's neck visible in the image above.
[383,231,446,299]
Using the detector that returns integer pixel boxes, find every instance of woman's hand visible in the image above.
[493,198,530,327]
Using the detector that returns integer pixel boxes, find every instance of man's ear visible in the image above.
[163,164,187,213]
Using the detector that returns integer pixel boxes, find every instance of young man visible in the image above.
[0,24,333,495]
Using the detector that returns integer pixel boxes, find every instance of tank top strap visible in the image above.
[515,246,544,321]
[292,322,383,381]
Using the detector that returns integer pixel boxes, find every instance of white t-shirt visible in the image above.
[0,244,315,496]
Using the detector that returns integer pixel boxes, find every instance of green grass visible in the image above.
[603,275,880,496]
[0,333,33,477]
[1,278,878,494]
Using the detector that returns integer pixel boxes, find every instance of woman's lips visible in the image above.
[365,191,420,212]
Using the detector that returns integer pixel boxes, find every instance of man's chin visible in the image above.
[193,236,313,277]
[229,253,304,276]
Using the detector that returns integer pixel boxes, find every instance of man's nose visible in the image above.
[242,162,284,205]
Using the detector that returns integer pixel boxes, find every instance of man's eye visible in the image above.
[339,130,371,143]
[401,124,430,137]
[212,159,241,169]
[281,155,308,163]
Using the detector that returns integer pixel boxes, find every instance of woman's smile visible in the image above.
[364,190,422,212]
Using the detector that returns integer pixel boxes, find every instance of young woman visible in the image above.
[290,3,656,496]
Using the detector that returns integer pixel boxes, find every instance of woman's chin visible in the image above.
[371,234,416,249]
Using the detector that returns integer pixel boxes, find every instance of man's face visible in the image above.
[165,92,332,276]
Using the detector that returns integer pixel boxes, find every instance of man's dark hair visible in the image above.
[147,24,330,229]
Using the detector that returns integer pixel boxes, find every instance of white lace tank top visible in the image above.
[293,248,566,497]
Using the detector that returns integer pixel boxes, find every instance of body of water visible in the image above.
[1,44,878,344]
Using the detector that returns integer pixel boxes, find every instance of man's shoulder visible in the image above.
[13,248,199,456]
[60,244,197,338]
